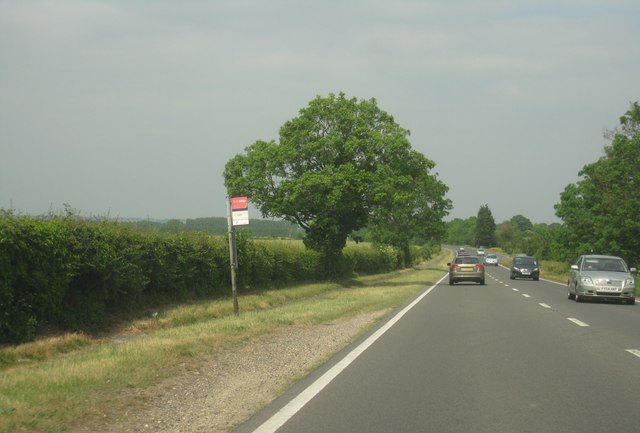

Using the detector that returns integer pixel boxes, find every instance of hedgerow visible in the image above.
[0,214,423,344]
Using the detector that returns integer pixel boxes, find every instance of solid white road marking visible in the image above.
[539,303,552,309]
[626,349,640,359]
[251,273,449,433]
[568,318,589,327]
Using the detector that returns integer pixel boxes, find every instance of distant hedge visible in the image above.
[0,214,426,344]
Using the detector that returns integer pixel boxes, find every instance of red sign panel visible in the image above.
[230,196,249,211]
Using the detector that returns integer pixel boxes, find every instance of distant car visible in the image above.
[459,247,465,252]
[510,255,540,280]
[484,253,498,266]
[448,256,485,285]
[477,248,485,256]
[567,254,636,304]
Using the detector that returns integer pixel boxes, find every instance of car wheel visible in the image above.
[533,277,539,281]
[510,274,515,280]
[575,291,582,303]
[449,279,454,286]
[480,278,485,285]
[627,298,636,305]
[567,289,575,300]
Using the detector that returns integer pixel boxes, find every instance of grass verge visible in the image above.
[0,251,452,433]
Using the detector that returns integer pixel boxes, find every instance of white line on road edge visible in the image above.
[626,349,640,359]
[568,318,589,327]
[250,273,449,433]
[539,303,552,309]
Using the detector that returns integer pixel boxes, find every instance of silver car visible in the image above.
[448,255,485,285]
[568,255,636,304]
[484,253,498,266]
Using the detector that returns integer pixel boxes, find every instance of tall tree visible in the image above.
[224,93,449,271]
[555,102,640,264]
[367,149,451,266]
[475,204,496,247]
[510,214,533,233]
[495,220,518,253]
[445,217,477,246]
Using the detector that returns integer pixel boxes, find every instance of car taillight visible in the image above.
[451,264,460,269]
[475,264,484,270]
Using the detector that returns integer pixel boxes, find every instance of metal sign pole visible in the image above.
[226,197,239,316]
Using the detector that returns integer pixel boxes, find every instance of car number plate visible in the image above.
[522,271,530,275]
[598,286,619,292]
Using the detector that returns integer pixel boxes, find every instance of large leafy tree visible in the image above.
[475,204,496,247]
[445,217,477,246]
[367,149,451,265]
[555,102,640,265]
[495,220,518,253]
[224,93,449,270]
[510,214,533,233]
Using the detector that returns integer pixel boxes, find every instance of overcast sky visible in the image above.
[1,0,639,224]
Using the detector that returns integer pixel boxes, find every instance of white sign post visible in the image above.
[226,196,249,316]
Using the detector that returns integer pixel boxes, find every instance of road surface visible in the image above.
[234,260,640,433]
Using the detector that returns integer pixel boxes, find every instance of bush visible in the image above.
[0,217,71,342]
[0,215,232,342]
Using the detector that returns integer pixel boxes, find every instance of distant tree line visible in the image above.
[445,102,640,267]
[445,213,563,260]
[125,217,305,239]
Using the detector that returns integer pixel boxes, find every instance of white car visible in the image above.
[484,253,498,266]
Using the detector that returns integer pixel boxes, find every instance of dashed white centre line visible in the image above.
[539,303,551,309]
[568,318,590,327]
[522,294,531,298]
[512,288,519,292]
[626,349,640,359]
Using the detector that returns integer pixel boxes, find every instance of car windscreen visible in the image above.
[455,257,479,264]
[514,258,536,266]
[582,258,626,272]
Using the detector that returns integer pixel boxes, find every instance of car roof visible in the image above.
[580,254,623,260]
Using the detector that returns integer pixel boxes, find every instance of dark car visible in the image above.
[448,255,485,285]
[510,255,539,280]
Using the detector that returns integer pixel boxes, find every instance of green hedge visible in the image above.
[0,216,231,343]
[1,217,72,342]
[1,215,421,344]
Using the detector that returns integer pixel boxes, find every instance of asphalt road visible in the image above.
[234,261,640,433]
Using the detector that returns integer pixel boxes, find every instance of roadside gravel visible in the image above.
[70,310,388,433]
